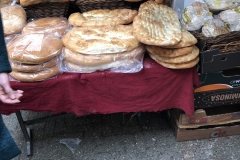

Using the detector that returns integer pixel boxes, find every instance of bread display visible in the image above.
[0,5,27,36]
[132,1,182,46]
[7,33,62,64]
[22,17,70,36]
[68,9,138,27]
[62,25,140,54]
[181,1,209,31]
[10,65,59,82]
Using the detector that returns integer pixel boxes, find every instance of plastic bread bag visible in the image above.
[202,18,230,37]
[4,34,18,45]
[20,0,68,7]
[59,45,146,73]
[0,2,27,36]
[7,33,63,65]
[228,21,240,31]
[21,17,71,37]
[9,56,60,72]
[9,65,60,82]
[203,0,237,12]
[181,0,210,31]
[219,6,240,24]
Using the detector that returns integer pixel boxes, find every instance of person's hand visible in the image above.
[0,73,23,104]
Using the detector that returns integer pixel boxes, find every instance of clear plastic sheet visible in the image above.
[0,3,26,36]
[7,33,63,64]
[22,17,71,37]
[4,34,18,45]
[203,0,237,12]
[202,18,230,37]
[10,56,60,72]
[59,138,81,154]
[219,8,240,24]
[181,0,210,31]
[60,45,146,73]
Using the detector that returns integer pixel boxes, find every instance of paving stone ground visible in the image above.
[3,111,240,160]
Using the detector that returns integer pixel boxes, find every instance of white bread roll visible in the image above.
[22,17,69,36]
[202,18,229,37]
[0,5,26,36]
[219,9,240,24]
[7,33,63,64]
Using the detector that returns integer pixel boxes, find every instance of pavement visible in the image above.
[2,110,240,160]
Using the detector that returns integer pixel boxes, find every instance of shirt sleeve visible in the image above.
[0,14,12,73]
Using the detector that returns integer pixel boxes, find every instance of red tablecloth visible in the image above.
[0,56,200,115]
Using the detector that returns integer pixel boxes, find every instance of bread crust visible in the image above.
[10,65,59,82]
[68,9,138,27]
[146,45,194,58]
[62,25,140,54]
[133,1,182,46]
[63,44,145,66]
[8,34,63,64]
[22,17,69,36]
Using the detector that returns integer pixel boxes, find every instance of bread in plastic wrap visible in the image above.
[10,65,60,82]
[181,0,210,31]
[202,18,230,37]
[204,0,236,12]
[20,0,68,7]
[0,4,26,36]
[10,57,59,72]
[7,33,63,64]
[22,17,70,36]
[60,44,146,73]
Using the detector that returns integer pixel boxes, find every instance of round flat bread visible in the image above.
[133,1,182,46]
[147,45,194,58]
[22,17,69,36]
[164,29,197,48]
[63,44,145,66]
[1,5,26,36]
[62,25,139,54]
[68,9,138,27]
[10,57,58,72]
[150,45,199,64]
[10,65,59,82]
[149,53,199,69]
[7,33,63,64]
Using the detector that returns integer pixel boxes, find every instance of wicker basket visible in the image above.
[75,0,144,12]
[191,31,240,53]
[23,2,69,19]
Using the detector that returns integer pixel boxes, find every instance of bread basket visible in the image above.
[23,2,69,19]
[75,0,144,12]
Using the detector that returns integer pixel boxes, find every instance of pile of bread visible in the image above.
[181,0,240,37]
[5,16,70,82]
[62,8,145,73]
[132,1,199,69]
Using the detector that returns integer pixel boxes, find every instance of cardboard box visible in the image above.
[194,68,240,108]
[168,107,240,142]
[197,41,240,74]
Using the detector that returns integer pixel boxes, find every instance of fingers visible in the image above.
[0,94,20,104]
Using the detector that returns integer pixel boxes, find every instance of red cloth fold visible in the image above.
[0,56,200,115]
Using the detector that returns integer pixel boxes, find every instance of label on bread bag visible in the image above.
[25,34,44,52]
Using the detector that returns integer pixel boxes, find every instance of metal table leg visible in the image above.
[15,111,32,156]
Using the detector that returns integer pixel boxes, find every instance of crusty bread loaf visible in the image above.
[20,0,68,7]
[133,1,182,46]
[68,9,138,27]
[22,17,69,36]
[62,25,140,54]
[146,45,194,58]
[10,65,59,82]
[163,29,197,48]
[0,0,12,5]
[63,44,145,66]
[150,45,199,64]
[149,53,199,69]
[0,5,26,36]
[7,33,63,64]
[10,57,58,72]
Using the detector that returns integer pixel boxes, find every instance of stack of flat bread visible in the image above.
[68,8,138,27]
[61,25,145,73]
[7,33,62,82]
[133,1,199,69]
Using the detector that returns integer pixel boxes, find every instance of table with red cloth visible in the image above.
[0,56,200,116]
